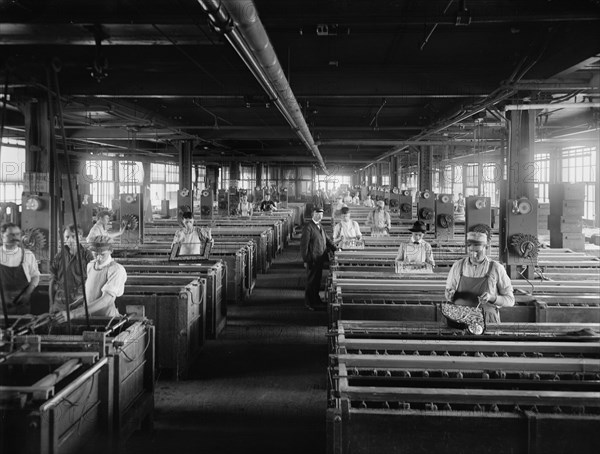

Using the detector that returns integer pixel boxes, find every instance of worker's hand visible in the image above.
[478,292,496,305]
[52,311,67,324]
[14,289,32,306]
[446,289,456,302]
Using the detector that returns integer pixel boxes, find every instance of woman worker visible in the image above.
[395,220,435,272]
[333,206,362,248]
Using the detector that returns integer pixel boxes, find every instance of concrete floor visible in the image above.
[126,236,329,454]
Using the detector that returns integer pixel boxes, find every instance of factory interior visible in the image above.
[1,1,600,453]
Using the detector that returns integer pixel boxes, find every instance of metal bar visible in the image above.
[504,103,600,111]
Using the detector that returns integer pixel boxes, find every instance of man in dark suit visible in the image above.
[300,206,336,310]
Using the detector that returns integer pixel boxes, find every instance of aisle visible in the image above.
[126,235,329,454]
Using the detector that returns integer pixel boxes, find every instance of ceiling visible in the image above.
[1,0,599,174]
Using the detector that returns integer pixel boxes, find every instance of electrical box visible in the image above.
[199,189,213,219]
[465,196,491,235]
[388,188,400,213]
[120,193,143,245]
[435,194,454,240]
[217,189,229,216]
[500,197,539,266]
[398,190,412,220]
[21,192,51,264]
[0,202,20,225]
[417,189,435,231]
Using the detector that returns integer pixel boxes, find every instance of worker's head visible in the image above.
[376,200,385,210]
[408,221,427,242]
[312,206,324,223]
[264,193,271,200]
[63,224,83,250]
[466,228,490,263]
[240,194,247,202]
[1,223,21,248]
[96,210,111,226]
[341,206,351,221]
[88,235,113,264]
[182,211,194,229]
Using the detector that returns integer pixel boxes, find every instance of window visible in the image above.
[533,153,550,203]
[150,163,179,210]
[431,167,440,194]
[561,146,596,221]
[239,165,256,191]
[119,161,144,195]
[219,167,230,190]
[0,139,25,204]
[482,163,500,206]
[85,160,115,208]
[381,175,390,186]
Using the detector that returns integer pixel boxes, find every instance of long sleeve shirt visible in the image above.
[445,256,515,307]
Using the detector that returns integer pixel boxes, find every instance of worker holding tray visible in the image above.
[394,220,435,273]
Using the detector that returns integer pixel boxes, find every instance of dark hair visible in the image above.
[182,211,193,219]
[1,222,19,234]
[469,224,492,242]
[341,206,350,215]
[63,224,83,235]
[97,210,111,218]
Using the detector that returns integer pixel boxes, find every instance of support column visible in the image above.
[596,130,600,227]
[21,98,55,271]
[178,140,193,212]
[503,109,538,278]
[229,162,240,189]
[418,146,433,191]
[391,156,399,188]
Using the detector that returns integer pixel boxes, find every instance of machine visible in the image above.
[199,189,213,219]
[228,187,240,216]
[397,189,412,220]
[119,193,143,244]
[434,193,454,240]
[217,189,229,216]
[500,196,539,276]
[417,189,435,230]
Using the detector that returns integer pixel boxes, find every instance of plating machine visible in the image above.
[0,314,154,454]
[328,320,600,454]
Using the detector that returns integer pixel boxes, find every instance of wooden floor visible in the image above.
[126,234,329,454]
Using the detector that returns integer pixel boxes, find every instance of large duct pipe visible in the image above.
[198,0,328,173]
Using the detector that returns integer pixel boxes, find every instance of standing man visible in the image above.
[366,200,392,236]
[0,223,40,314]
[300,206,336,311]
[49,224,94,313]
[54,235,127,321]
[445,226,514,324]
[86,210,125,243]
[172,212,214,256]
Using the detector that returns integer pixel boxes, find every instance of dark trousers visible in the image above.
[305,259,324,306]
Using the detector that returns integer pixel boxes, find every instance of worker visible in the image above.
[342,191,353,205]
[366,200,391,236]
[350,193,360,205]
[444,226,514,324]
[49,224,94,313]
[395,220,435,272]
[237,193,253,217]
[333,206,362,248]
[171,211,214,256]
[259,193,277,212]
[86,210,125,243]
[363,194,375,207]
[0,223,40,315]
[54,235,127,321]
[300,206,336,311]
[455,193,466,214]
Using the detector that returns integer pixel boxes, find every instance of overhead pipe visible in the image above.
[197,0,328,173]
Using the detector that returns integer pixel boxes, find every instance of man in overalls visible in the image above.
[444,228,514,324]
[0,223,40,315]
[54,235,127,321]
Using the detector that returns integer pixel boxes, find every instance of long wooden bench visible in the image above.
[328,320,600,454]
